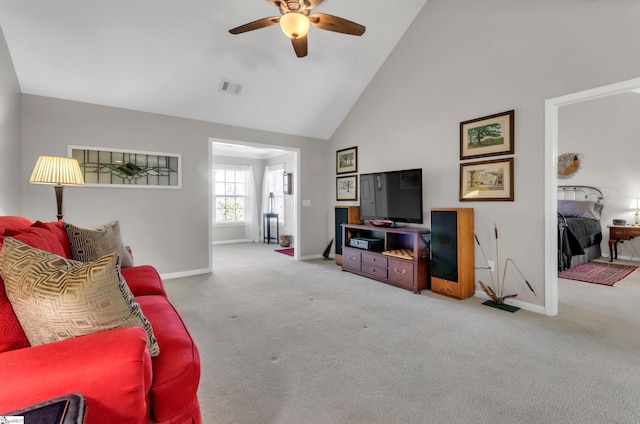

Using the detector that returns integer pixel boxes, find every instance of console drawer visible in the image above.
[362,252,388,267]
[362,265,388,279]
[388,259,415,289]
[342,247,361,272]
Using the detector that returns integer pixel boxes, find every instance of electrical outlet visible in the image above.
[487,260,495,273]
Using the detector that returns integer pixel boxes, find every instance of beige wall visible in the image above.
[212,150,297,245]
[329,0,640,310]
[9,1,640,305]
[211,154,265,243]
[20,95,329,275]
[0,26,21,215]
[267,151,297,239]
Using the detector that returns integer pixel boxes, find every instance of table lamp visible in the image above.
[29,156,84,220]
[628,197,640,227]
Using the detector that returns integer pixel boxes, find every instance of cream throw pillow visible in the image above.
[64,221,134,268]
[0,238,159,356]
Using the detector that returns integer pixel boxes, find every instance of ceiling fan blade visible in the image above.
[229,17,280,35]
[291,36,308,58]
[309,13,365,36]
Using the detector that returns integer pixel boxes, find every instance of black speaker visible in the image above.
[431,210,459,282]
[335,207,348,256]
[430,208,474,299]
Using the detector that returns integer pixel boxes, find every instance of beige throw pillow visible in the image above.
[0,238,159,356]
[64,221,134,268]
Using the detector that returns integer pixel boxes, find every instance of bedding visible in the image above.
[559,217,602,271]
[557,187,604,271]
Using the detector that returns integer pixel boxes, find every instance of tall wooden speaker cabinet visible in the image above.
[335,206,362,265]
[430,208,474,299]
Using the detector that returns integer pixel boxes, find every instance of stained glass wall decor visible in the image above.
[68,146,181,188]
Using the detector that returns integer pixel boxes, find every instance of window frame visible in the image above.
[213,165,248,225]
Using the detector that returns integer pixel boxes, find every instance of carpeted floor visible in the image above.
[165,244,640,424]
[558,261,638,286]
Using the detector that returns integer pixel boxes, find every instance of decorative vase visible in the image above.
[280,235,291,247]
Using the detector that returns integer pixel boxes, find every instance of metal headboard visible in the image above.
[558,186,604,203]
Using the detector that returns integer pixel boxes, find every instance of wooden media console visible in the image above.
[341,223,430,294]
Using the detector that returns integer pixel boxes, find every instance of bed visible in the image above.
[558,186,604,271]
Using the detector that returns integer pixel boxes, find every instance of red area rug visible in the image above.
[558,261,638,286]
[275,248,294,257]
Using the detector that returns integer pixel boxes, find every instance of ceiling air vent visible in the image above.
[220,79,242,95]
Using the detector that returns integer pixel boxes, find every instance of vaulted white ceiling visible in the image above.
[0,0,427,140]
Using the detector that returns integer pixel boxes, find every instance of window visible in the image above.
[214,166,246,223]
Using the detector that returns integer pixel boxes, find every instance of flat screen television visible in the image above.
[359,168,423,224]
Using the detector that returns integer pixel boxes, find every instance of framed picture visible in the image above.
[336,175,358,201]
[336,146,358,174]
[460,110,514,160]
[68,145,181,188]
[460,158,514,201]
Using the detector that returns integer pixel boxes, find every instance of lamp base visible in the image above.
[54,185,64,221]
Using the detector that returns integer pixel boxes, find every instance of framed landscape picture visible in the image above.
[460,158,514,201]
[336,146,357,174]
[460,110,514,160]
[336,175,358,201]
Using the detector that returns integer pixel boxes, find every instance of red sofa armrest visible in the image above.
[0,327,153,424]
[122,265,167,297]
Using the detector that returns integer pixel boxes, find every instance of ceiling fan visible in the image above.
[229,0,366,58]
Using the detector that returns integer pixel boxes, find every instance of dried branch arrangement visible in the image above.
[474,224,537,304]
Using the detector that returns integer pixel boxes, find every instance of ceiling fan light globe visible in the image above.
[280,12,310,39]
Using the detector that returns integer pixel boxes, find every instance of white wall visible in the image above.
[329,0,640,309]
[212,151,297,245]
[20,95,329,274]
[559,92,640,259]
[0,26,21,215]
[211,154,265,243]
[266,151,296,240]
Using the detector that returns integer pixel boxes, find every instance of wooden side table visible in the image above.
[608,225,640,261]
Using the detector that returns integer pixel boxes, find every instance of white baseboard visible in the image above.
[602,253,640,262]
[161,268,211,280]
[300,254,324,260]
[474,290,545,315]
[212,239,251,245]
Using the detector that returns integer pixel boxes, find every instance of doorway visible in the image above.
[544,76,640,316]
[209,138,300,264]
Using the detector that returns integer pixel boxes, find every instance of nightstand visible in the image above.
[608,225,640,262]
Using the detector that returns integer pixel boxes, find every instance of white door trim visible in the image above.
[544,76,640,316]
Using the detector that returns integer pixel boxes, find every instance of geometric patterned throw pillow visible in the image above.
[0,237,159,356]
[64,221,134,268]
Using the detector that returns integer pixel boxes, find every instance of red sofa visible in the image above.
[0,216,201,424]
